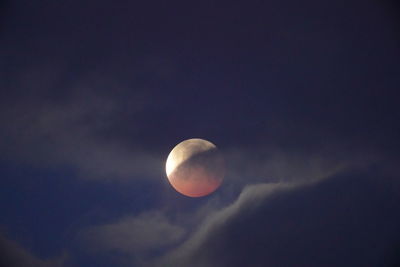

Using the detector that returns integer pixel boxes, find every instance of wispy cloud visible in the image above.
[0,83,163,182]
[80,211,185,265]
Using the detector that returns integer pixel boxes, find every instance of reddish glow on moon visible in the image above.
[166,138,224,197]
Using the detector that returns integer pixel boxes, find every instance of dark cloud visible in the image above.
[159,169,400,267]
[0,232,67,267]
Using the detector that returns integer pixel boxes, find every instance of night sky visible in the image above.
[1,0,400,266]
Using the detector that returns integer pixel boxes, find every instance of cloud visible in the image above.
[226,147,347,183]
[0,84,164,182]
[0,232,67,267]
[1,76,375,187]
[157,169,400,267]
[80,211,185,265]
[220,142,383,198]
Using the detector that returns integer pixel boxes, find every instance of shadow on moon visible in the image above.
[168,148,225,197]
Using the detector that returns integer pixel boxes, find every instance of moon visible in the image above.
[166,138,225,197]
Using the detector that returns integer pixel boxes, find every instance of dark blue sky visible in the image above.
[1,0,399,266]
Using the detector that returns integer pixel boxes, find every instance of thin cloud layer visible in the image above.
[224,145,376,185]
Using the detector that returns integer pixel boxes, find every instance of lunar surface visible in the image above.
[166,138,225,197]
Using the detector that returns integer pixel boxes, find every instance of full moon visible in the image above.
[165,138,225,197]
